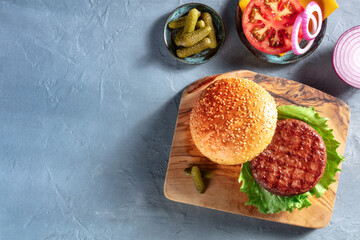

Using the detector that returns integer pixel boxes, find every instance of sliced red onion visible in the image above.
[333,25,360,88]
[292,13,317,55]
[301,1,322,41]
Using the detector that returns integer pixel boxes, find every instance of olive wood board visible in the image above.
[164,70,350,228]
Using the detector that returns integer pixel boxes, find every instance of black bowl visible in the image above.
[164,3,226,64]
[235,6,327,64]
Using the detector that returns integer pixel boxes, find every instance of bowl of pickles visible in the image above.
[164,3,225,64]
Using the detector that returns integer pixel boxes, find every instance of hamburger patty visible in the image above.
[249,119,327,196]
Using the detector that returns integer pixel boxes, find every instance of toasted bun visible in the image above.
[190,78,277,165]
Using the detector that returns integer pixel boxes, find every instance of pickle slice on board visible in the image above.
[184,167,213,178]
[191,166,206,194]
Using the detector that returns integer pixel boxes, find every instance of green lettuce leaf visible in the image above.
[240,162,312,214]
[239,105,345,214]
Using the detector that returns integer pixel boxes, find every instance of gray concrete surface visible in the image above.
[0,0,359,239]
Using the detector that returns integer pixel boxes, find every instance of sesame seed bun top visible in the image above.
[189,78,277,165]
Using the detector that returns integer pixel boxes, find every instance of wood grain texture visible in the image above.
[164,70,350,229]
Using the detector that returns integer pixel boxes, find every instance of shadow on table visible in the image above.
[122,90,183,204]
[140,13,197,71]
[293,49,355,99]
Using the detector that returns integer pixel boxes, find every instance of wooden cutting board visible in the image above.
[164,70,350,228]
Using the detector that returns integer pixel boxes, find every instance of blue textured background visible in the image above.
[1,0,359,239]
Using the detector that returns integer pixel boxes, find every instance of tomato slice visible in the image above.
[242,0,304,55]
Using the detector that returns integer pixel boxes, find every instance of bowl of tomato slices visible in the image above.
[235,0,327,64]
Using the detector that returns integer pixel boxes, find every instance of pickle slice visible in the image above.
[176,38,211,58]
[201,12,217,49]
[169,16,186,29]
[183,8,201,33]
[196,20,206,29]
[184,167,213,178]
[170,17,205,30]
[177,26,211,47]
[191,166,206,194]
[174,28,184,46]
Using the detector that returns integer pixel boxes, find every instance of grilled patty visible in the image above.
[249,119,327,196]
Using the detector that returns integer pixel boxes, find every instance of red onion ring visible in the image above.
[302,1,322,41]
[333,25,360,88]
[292,13,317,55]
